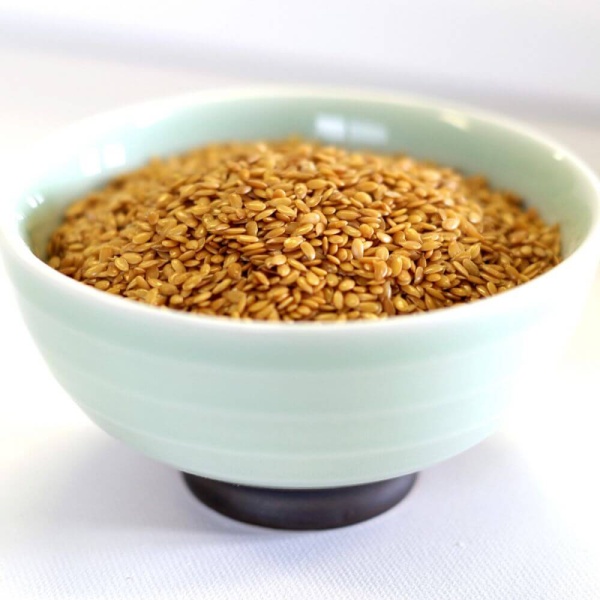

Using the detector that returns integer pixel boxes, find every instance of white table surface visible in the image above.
[1,45,599,600]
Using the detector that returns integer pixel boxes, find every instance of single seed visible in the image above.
[266,254,287,267]
[354,191,372,204]
[132,232,153,244]
[344,292,360,308]
[359,301,381,313]
[159,283,178,296]
[238,235,259,244]
[442,218,460,231]
[376,231,393,244]
[351,239,364,259]
[339,279,355,292]
[295,223,315,236]
[284,237,303,250]
[300,242,317,261]
[388,255,403,277]
[401,241,421,251]
[306,271,320,287]
[114,257,129,271]
[373,261,388,281]
[307,179,328,190]
[333,290,344,310]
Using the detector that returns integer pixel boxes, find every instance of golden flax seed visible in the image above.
[47,138,561,321]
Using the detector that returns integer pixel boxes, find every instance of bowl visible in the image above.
[1,88,599,529]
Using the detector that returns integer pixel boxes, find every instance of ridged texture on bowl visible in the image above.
[10,256,590,487]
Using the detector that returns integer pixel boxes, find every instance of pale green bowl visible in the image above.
[1,88,599,489]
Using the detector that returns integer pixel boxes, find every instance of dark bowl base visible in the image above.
[182,472,418,530]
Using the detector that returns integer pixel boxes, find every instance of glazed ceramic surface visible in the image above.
[1,89,599,488]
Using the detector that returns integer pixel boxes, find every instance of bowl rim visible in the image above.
[1,85,599,336]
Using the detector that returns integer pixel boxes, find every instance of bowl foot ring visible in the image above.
[182,472,418,530]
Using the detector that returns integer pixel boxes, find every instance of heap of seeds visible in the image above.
[47,139,561,321]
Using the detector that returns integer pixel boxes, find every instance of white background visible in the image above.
[1,0,600,121]
[1,4,600,598]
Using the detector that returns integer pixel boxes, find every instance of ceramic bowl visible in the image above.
[1,89,599,495]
